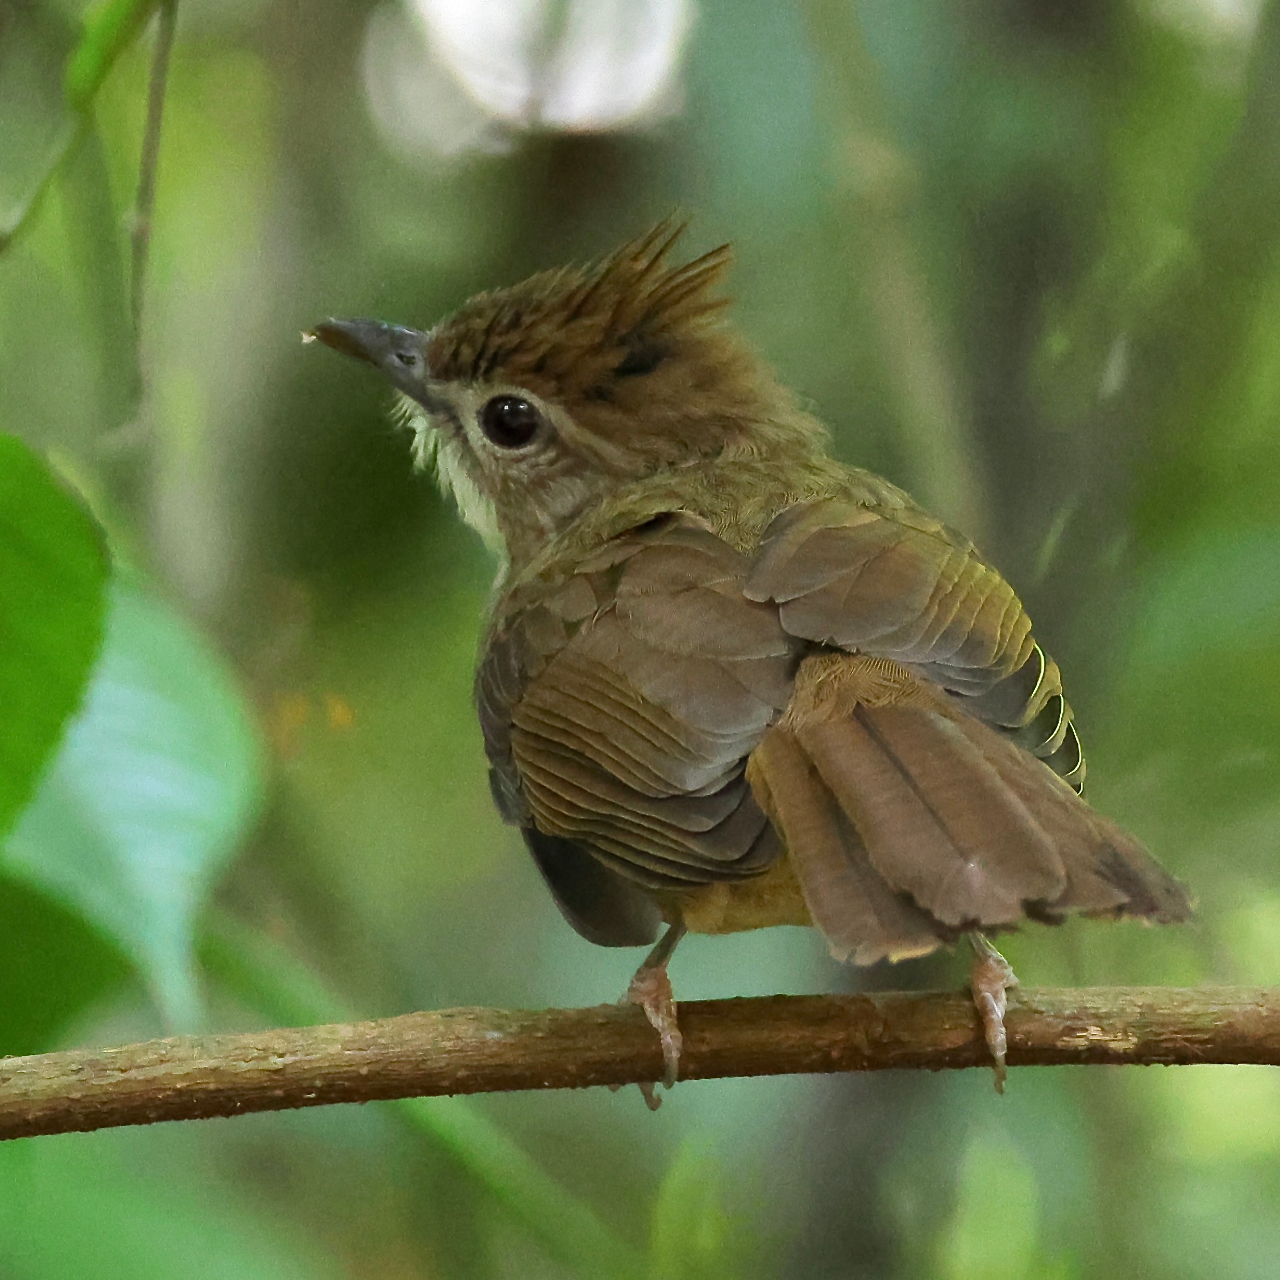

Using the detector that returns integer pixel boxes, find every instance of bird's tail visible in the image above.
[745,655,1191,965]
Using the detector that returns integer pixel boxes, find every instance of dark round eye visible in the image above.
[479,395,541,448]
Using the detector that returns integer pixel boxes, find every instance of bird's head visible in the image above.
[310,221,823,564]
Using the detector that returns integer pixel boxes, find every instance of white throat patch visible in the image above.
[396,395,504,553]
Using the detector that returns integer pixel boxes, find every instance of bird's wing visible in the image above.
[477,513,797,946]
[745,497,1082,783]
[742,497,1191,962]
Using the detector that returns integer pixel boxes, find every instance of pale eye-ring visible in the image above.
[479,395,542,448]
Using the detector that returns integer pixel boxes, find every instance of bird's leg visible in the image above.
[623,921,687,1108]
[968,931,1019,1093]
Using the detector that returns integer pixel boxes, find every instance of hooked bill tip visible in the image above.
[306,318,432,378]
[307,318,380,364]
[305,316,451,416]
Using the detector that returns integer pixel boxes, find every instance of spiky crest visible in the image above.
[426,219,733,408]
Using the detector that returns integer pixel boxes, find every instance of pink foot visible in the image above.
[625,963,683,1106]
[969,933,1019,1094]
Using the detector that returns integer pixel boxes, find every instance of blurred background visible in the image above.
[3,0,1280,1276]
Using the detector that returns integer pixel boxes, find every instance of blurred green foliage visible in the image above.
[0,436,106,837]
[6,577,262,1026]
[65,0,161,111]
[1,0,1279,1277]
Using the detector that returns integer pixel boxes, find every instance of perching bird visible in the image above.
[310,221,1191,1097]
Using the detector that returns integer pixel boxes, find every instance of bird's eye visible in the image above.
[479,395,541,449]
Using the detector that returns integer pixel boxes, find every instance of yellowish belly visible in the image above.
[671,853,813,935]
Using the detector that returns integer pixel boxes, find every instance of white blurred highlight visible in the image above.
[362,3,509,160]
[363,0,693,161]
[1147,0,1264,42]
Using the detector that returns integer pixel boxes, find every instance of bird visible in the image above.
[309,220,1191,1100]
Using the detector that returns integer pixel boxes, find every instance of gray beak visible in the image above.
[308,318,448,413]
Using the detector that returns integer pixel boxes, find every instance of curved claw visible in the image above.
[620,921,686,1107]
[626,964,683,1097]
[969,932,1019,1093]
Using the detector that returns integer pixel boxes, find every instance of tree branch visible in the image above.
[3,987,1277,1141]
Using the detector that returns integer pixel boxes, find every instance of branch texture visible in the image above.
[3,987,1277,1141]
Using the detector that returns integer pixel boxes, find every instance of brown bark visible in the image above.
[3,987,1277,1141]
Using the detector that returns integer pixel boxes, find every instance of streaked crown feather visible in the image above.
[427,219,732,402]
[426,219,824,466]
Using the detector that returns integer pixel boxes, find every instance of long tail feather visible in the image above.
[747,732,942,964]
[747,659,1192,962]
[797,706,1065,926]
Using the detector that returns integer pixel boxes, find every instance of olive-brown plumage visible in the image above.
[311,222,1191,1087]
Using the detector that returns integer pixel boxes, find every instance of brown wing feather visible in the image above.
[745,499,1084,778]
[478,514,799,939]
[482,489,1190,958]
[743,496,1191,958]
[745,498,1036,700]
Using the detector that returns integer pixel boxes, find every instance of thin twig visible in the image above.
[130,0,177,333]
[2,987,1277,1141]
[200,916,644,1279]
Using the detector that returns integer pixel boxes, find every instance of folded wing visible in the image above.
[480,494,1190,959]
[477,513,798,945]
[743,497,1191,961]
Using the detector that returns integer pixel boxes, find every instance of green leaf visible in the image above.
[0,1134,338,1280]
[0,434,108,842]
[0,875,130,1055]
[4,578,263,1027]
